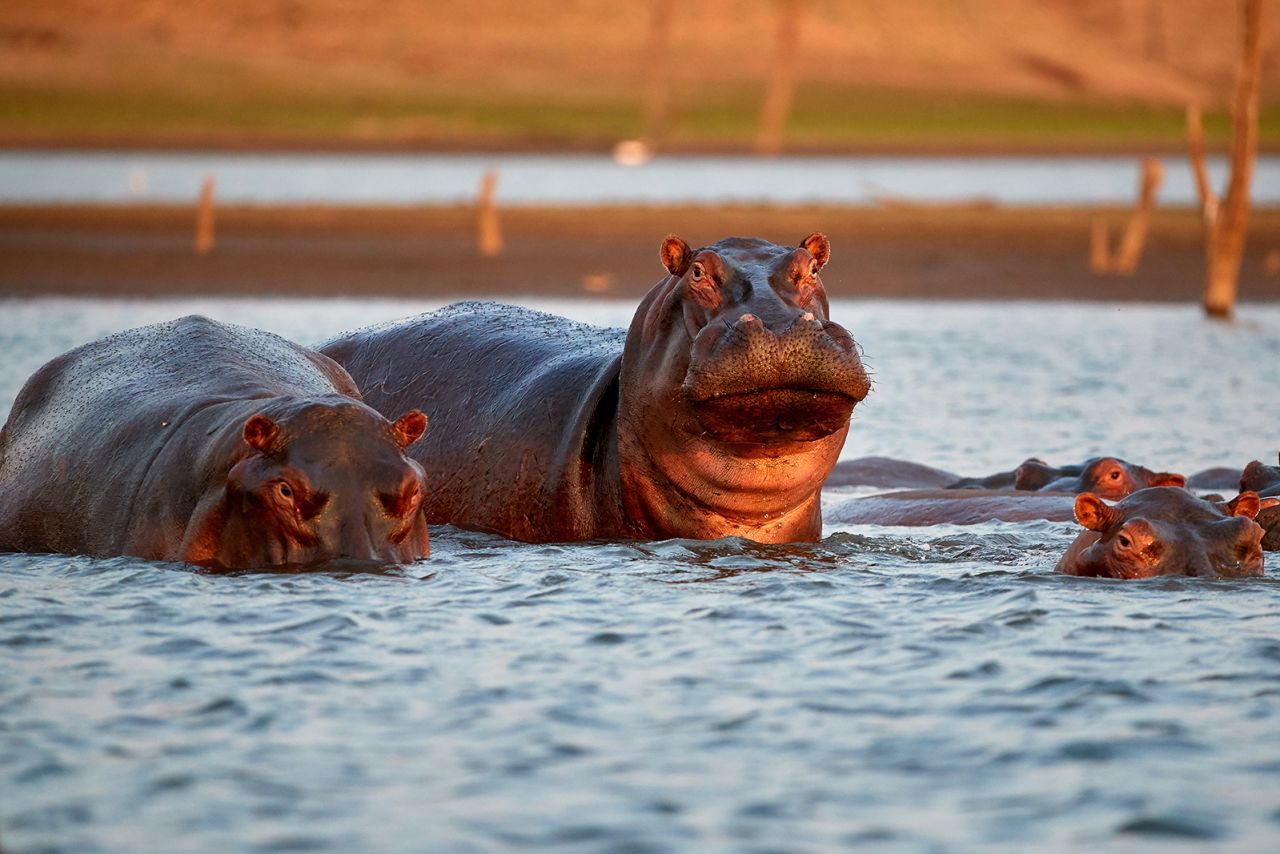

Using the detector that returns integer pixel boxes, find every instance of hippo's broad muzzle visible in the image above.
[683,312,870,443]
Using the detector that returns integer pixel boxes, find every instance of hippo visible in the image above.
[825,488,1078,526]
[825,455,1182,499]
[1238,455,1280,550]
[1008,456,1184,501]
[0,316,430,568]
[321,233,870,543]
[1056,487,1265,578]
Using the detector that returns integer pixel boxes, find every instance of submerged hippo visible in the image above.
[825,455,1182,499]
[322,234,870,543]
[0,316,430,568]
[1056,487,1265,578]
[825,489,1079,526]
[1239,455,1280,550]
[1007,456,1184,500]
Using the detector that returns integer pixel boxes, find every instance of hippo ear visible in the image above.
[1150,472,1186,488]
[1014,459,1059,491]
[243,415,280,454]
[392,410,428,449]
[1227,491,1261,519]
[800,233,831,270]
[660,234,693,277]
[1073,493,1113,531]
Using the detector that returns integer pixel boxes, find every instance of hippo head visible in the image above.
[1239,455,1280,497]
[626,233,869,439]
[1019,456,1185,500]
[1056,487,1264,579]
[189,398,429,568]
[616,234,869,539]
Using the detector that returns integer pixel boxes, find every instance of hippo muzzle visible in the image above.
[683,312,869,443]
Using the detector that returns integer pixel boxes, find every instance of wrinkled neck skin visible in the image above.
[615,277,845,543]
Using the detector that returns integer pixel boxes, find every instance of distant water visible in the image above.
[3,298,1280,851]
[2,151,1280,207]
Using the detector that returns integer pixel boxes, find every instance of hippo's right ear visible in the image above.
[660,234,693,277]
[391,410,428,449]
[800,233,831,270]
[1073,493,1113,531]
[243,415,280,454]
[1226,491,1261,519]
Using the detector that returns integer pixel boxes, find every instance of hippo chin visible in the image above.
[1056,487,1265,579]
[0,316,430,569]
[322,233,870,543]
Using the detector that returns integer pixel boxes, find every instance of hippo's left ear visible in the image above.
[660,234,693,277]
[1227,491,1261,519]
[1150,472,1186,488]
[1073,493,1113,531]
[392,410,428,449]
[800,233,830,270]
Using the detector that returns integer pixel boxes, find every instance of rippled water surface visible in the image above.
[3,299,1280,852]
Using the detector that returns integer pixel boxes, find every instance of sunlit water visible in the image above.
[3,298,1280,852]
[3,151,1280,207]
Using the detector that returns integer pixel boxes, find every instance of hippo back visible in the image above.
[0,315,358,556]
[321,301,627,541]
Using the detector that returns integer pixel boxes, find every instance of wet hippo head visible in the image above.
[617,233,869,540]
[1239,455,1280,497]
[191,398,429,568]
[1020,456,1185,500]
[646,233,868,441]
[1056,487,1264,579]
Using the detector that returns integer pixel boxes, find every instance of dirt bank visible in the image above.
[2,205,1279,302]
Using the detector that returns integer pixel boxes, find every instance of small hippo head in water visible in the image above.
[1239,455,1280,497]
[1056,487,1265,579]
[1015,456,1185,501]
[617,234,870,540]
[186,399,429,568]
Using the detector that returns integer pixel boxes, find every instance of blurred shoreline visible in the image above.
[3,204,1278,302]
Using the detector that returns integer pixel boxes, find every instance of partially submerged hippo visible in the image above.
[825,489,1078,526]
[1056,487,1264,578]
[1238,455,1280,550]
[0,316,430,568]
[322,234,870,543]
[825,455,1182,499]
[1008,456,1184,501]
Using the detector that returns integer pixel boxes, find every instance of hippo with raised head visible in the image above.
[322,234,870,543]
[0,316,430,568]
[1056,487,1265,578]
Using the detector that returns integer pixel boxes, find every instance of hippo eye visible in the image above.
[276,482,293,500]
[1109,470,1121,480]
[809,260,819,278]
[1116,533,1132,550]
[690,262,705,282]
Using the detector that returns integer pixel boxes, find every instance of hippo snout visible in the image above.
[684,311,870,404]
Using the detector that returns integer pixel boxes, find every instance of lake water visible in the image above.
[2,151,1280,207]
[2,297,1280,852]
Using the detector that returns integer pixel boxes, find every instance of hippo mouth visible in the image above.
[691,387,857,443]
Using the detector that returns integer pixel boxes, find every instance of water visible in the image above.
[3,298,1280,852]
[2,151,1280,207]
